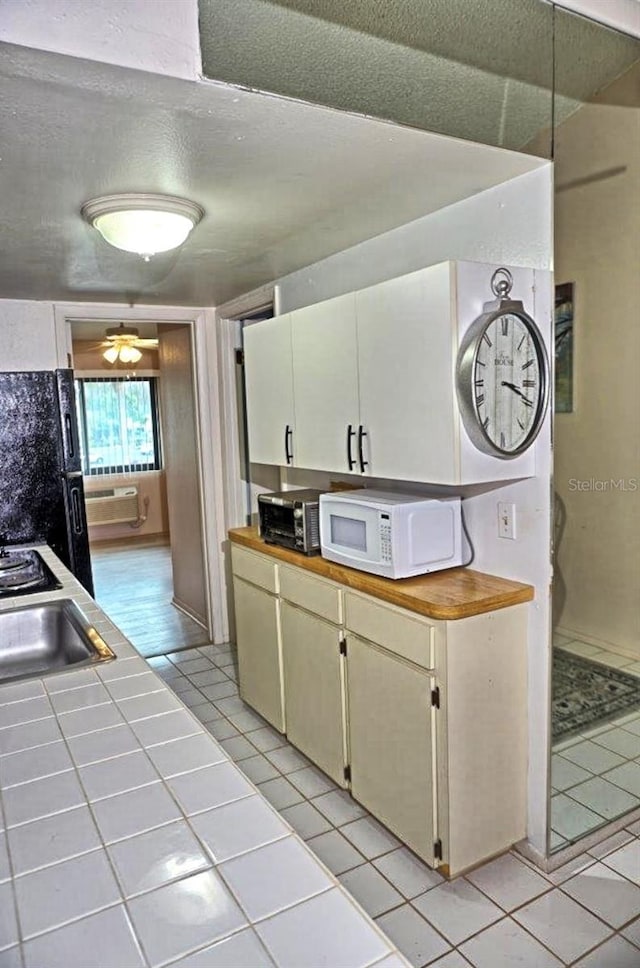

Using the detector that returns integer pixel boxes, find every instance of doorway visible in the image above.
[65,312,212,658]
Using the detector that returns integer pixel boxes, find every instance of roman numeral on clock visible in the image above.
[500,431,506,449]
[476,393,485,406]
[522,359,534,370]
[523,379,536,388]
[482,416,490,430]
[501,318,509,336]
[482,333,492,347]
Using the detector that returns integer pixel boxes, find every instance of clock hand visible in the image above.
[501,381,534,407]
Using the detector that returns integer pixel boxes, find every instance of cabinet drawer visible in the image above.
[280,565,342,624]
[345,592,434,669]
[231,545,278,594]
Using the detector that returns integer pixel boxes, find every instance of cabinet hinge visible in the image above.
[431,686,440,709]
[339,638,347,656]
[434,839,443,861]
[343,765,351,783]
[235,348,245,365]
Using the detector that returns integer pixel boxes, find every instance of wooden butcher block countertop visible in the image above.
[229,527,534,621]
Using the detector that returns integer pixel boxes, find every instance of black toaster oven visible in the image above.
[257,489,323,555]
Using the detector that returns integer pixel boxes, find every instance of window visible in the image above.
[75,377,162,475]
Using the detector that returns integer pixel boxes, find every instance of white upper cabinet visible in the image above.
[291,293,360,473]
[356,263,457,483]
[244,314,295,466]
[243,261,548,484]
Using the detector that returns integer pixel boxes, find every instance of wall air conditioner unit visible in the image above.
[85,485,139,526]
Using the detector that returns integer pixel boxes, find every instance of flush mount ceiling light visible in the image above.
[81,193,204,260]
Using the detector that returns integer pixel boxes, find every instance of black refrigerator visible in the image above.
[0,369,94,596]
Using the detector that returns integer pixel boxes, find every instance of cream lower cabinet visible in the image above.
[344,589,527,876]
[231,546,284,733]
[347,633,436,863]
[232,544,528,876]
[281,602,347,787]
[344,590,439,865]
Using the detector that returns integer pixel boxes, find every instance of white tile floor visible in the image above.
[551,634,640,850]
[149,643,640,968]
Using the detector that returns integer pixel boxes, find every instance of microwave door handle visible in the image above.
[285,425,293,465]
[358,425,369,473]
[346,425,357,471]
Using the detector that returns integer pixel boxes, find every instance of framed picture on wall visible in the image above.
[555,282,574,412]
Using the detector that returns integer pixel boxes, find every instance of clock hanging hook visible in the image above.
[490,267,514,300]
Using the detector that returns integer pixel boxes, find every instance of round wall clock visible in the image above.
[456,268,549,459]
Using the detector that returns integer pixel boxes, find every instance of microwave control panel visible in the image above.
[379,513,392,563]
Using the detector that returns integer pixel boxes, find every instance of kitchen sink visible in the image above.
[0,599,115,684]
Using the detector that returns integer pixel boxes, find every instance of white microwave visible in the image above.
[319,490,463,579]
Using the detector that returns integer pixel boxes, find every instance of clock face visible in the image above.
[457,306,548,458]
[473,313,543,454]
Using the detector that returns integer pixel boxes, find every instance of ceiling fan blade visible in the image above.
[133,338,159,348]
[78,340,110,350]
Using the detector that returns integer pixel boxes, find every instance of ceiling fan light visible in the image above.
[119,345,142,364]
[81,193,204,258]
[103,346,119,364]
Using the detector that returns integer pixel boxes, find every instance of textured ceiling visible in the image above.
[0,42,543,307]
[199,0,639,151]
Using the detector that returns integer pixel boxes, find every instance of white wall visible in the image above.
[553,62,640,656]
[556,0,640,37]
[277,167,552,312]
[0,0,201,79]
[0,301,59,371]
[275,165,554,854]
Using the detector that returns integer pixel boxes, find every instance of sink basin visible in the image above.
[0,599,115,684]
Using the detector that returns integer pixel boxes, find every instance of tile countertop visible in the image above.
[0,547,409,968]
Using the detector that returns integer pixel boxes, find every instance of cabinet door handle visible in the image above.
[358,425,369,473]
[346,424,357,471]
[285,425,293,465]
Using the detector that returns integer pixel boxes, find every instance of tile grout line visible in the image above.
[82,591,640,968]
[176,644,640,967]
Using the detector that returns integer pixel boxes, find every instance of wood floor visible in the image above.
[90,542,209,658]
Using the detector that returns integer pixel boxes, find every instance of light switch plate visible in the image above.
[498,502,516,539]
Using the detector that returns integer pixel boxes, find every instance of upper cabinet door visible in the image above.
[356,264,458,484]
[292,293,360,473]
[244,314,295,466]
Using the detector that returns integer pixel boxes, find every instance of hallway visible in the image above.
[91,543,208,658]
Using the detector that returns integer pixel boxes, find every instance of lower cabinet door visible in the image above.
[347,633,437,865]
[234,578,284,732]
[281,601,347,787]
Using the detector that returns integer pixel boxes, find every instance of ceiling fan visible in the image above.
[98,323,158,364]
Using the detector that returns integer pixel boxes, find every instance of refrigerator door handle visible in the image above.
[62,471,83,480]
[64,412,77,460]
[70,486,84,535]
[55,369,82,474]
